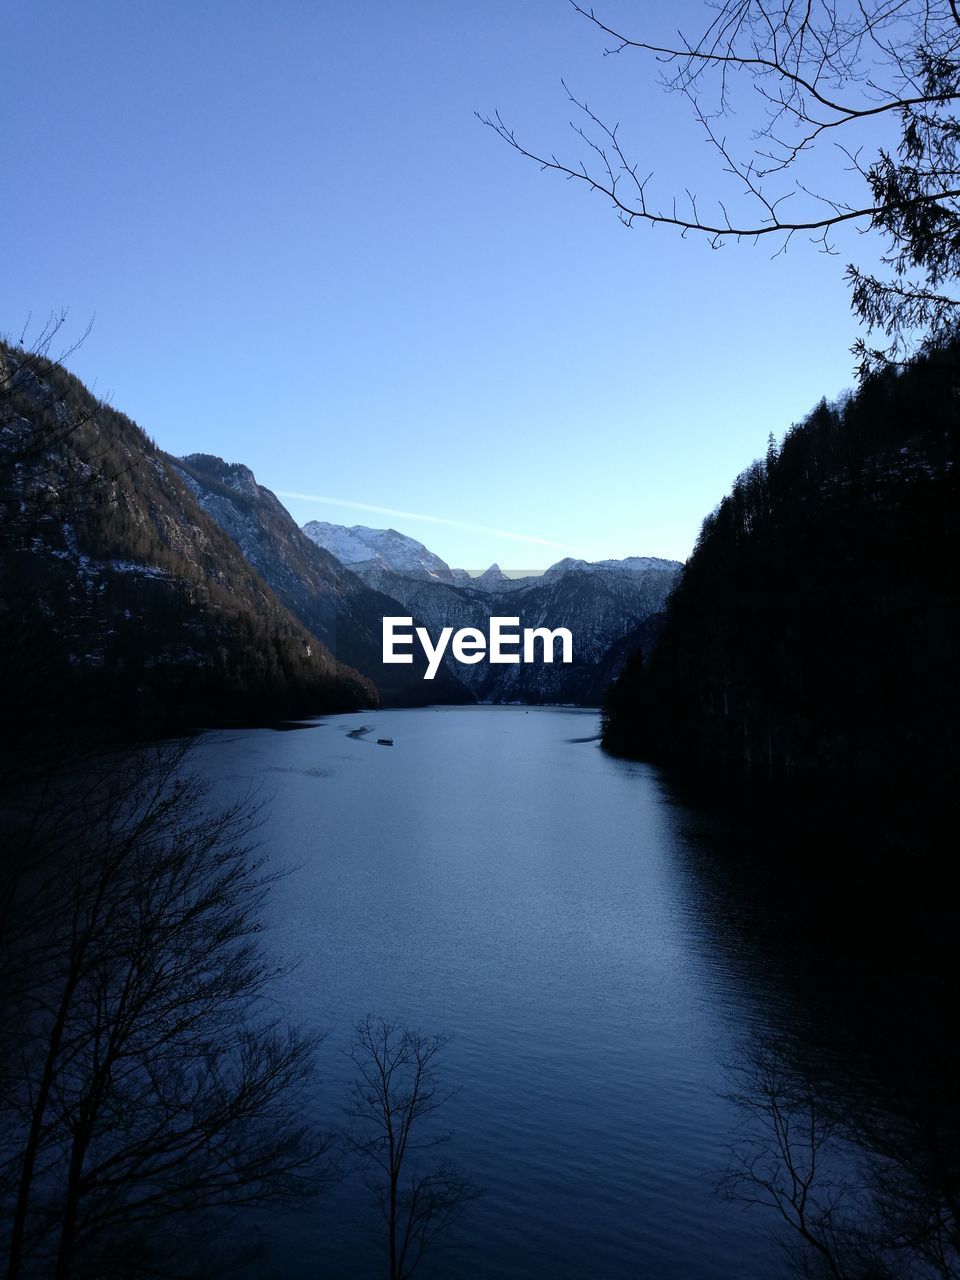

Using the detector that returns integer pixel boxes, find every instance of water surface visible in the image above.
[193,706,802,1278]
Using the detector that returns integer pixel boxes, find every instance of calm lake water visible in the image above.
[189,705,823,1279]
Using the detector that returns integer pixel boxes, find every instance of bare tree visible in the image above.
[720,1036,960,1279]
[343,1018,480,1280]
[0,746,332,1278]
[482,1,960,373]
[720,1042,856,1279]
[1,311,92,404]
[0,322,132,551]
[0,313,100,492]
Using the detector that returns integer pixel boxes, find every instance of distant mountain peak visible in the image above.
[475,563,507,588]
[541,555,681,582]
[302,520,683,593]
[302,521,458,581]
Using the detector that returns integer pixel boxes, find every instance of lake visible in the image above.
[187,705,868,1279]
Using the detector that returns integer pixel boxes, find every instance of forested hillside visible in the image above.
[602,341,960,804]
[0,343,377,742]
[175,454,474,706]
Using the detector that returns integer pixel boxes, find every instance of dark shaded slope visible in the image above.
[0,344,376,742]
[602,342,960,803]
[174,455,474,706]
[571,613,665,707]
[468,569,674,704]
[330,557,678,705]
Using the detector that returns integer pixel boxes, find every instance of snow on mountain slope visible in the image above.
[300,520,683,704]
[303,523,679,591]
[177,460,473,707]
[302,521,459,581]
[542,556,679,581]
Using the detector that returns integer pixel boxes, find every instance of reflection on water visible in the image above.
[186,706,956,1280]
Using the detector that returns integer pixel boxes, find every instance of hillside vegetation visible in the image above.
[603,341,960,807]
[175,453,474,707]
[0,343,376,743]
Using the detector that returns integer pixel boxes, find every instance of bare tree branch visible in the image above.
[343,1018,480,1280]
[483,0,960,371]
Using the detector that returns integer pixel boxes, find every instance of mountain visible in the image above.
[542,555,679,580]
[0,338,675,727]
[176,458,473,706]
[0,343,377,741]
[602,340,960,806]
[563,612,667,706]
[302,521,470,583]
[472,562,510,592]
[303,520,681,704]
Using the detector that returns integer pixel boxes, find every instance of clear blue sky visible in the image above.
[3,1,871,569]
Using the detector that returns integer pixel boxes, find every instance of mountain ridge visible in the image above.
[303,519,681,703]
[303,519,680,588]
[175,456,474,706]
[0,345,378,741]
[602,339,960,806]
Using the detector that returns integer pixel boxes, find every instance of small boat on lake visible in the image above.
[377,737,394,746]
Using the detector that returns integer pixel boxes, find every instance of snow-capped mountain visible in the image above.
[302,521,468,583]
[468,563,532,593]
[301,525,679,593]
[176,462,473,707]
[542,555,679,581]
[302,520,682,704]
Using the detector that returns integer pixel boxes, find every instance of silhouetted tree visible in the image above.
[483,1,960,372]
[0,746,331,1278]
[601,338,960,805]
[343,1018,480,1280]
[720,1036,960,1280]
[0,316,113,543]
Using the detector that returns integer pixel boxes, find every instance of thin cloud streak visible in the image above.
[275,491,586,553]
